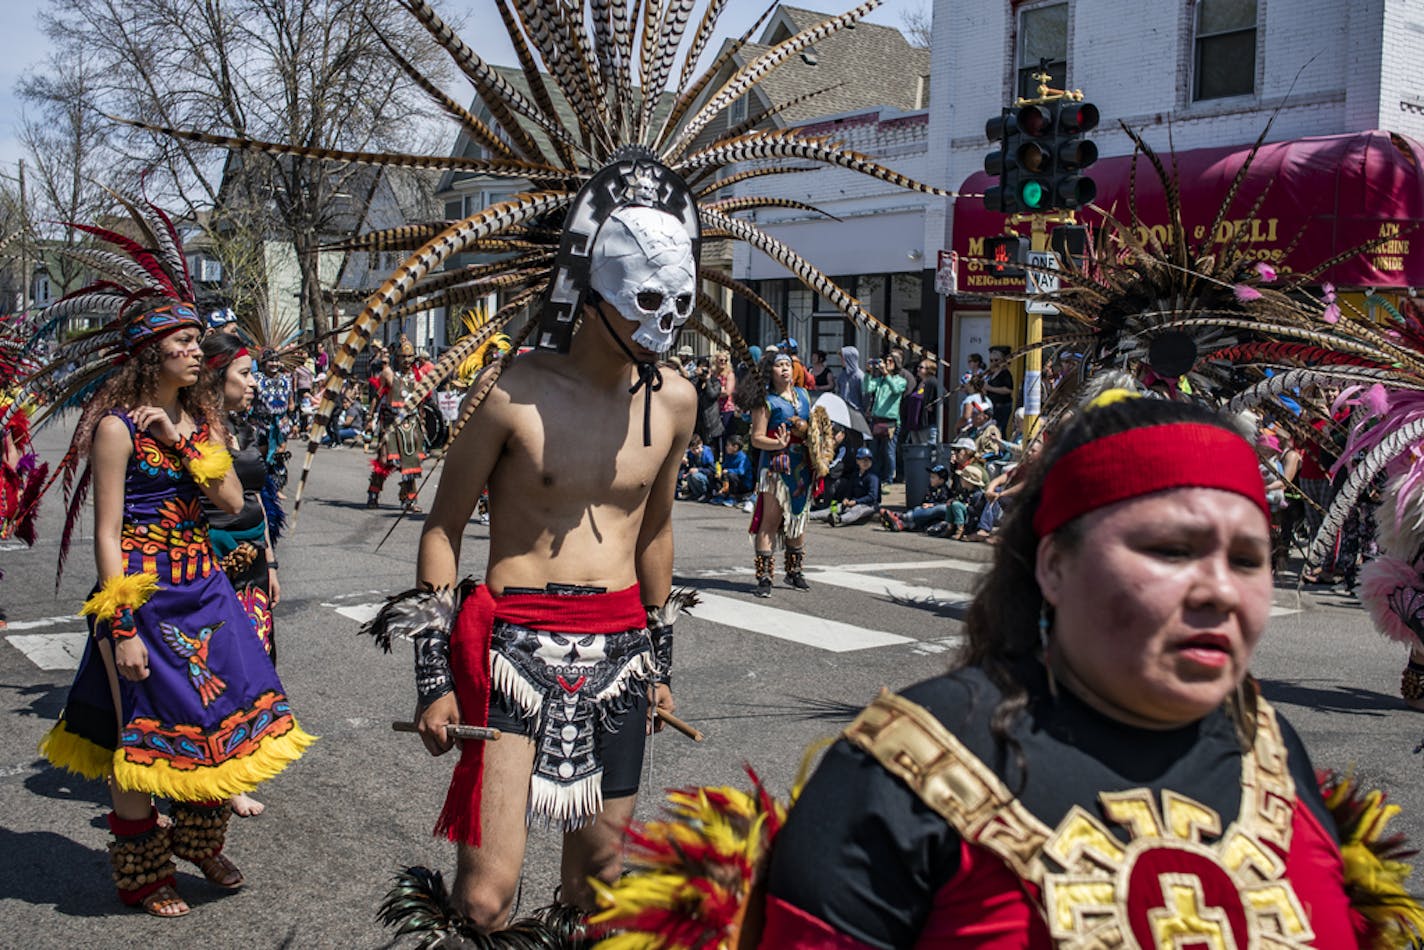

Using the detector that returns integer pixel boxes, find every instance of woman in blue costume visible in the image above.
[746,352,813,597]
[26,203,314,919]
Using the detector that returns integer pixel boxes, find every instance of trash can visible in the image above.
[901,443,939,507]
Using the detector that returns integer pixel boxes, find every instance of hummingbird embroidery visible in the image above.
[160,620,227,707]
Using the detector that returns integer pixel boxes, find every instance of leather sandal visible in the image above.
[141,884,190,918]
[194,852,244,889]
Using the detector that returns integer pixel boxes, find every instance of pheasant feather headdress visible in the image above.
[124,0,952,513]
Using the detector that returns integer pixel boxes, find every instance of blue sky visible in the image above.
[0,0,913,182]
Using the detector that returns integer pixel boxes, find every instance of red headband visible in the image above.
[1033,422,1269,537]
[205,346,250,369]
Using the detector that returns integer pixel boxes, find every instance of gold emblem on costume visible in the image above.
[1041,789,1313,948]
[845,691,1314,950]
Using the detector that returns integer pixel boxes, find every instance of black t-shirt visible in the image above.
[987,367,1014,413]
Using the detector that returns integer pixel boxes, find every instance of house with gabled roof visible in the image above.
[677,6,937,363]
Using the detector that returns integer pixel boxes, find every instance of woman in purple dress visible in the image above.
[27,204,314,919]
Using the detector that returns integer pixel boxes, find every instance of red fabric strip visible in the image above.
[437,583,645,847]
[107,807,159,838]
[1033,422,1268,537]
[757,894,879,949]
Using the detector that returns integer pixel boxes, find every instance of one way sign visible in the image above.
[1025,250,1059,314]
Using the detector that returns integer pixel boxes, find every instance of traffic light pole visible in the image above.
[1006,209,1074,439]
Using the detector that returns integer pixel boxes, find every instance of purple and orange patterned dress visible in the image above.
[40,411,314,801]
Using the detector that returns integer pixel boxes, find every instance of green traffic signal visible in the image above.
[1021,180,1047,209]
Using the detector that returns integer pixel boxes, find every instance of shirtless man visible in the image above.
[408,196,699,931]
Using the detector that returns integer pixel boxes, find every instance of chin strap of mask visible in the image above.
[596,304,662,447]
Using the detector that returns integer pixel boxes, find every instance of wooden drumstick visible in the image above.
[392,721,502,741]
[656,709,704,742]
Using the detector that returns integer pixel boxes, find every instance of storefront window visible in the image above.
[1194,0,1257,101]
[1017,3,1068,101]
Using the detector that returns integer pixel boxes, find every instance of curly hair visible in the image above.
[958,395,1258,781]
[70,342,227,462]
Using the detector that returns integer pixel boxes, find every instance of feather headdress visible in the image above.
[8,194,204,581]
[124,0,953,514]
[1021,121,1357,422]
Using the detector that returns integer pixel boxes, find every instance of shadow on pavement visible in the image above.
[0,828,113,917]
[24,761,111,807]
[1257,678,1400,716]
[2,680,67,720]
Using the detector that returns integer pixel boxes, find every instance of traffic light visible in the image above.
[984,235,1028,278]
[1048,101,1099,209]
[983,104,1054,213]
[1050,224,1090,268]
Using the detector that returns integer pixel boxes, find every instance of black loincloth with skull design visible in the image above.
[489,600,655,831]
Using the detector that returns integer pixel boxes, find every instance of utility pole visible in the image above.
[18,159,29,316]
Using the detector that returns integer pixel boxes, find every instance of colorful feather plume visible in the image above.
[1318,770,1424,949]
[588,767,793,949]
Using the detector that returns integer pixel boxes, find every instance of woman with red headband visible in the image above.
[200,332,284,819]
[29,205,314,920]
[748,392,1420,948]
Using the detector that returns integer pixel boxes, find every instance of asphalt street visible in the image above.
[1,426,1421,948]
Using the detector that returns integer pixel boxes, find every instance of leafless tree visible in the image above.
[900,3,933,49]
[16,56,116,303]
[41,0,449,342]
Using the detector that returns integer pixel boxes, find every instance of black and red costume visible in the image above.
[762,663,1361,948]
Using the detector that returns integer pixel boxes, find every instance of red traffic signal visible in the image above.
[984,235,1028,278]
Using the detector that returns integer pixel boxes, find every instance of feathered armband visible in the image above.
[360,583,462,708]
[173,435,233,486]
[80,572,160,640]
[645,589,700,687]
[1320,769,1424,948]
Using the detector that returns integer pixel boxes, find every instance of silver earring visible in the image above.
[1039,601,1058,700]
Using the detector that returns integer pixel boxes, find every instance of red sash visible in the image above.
[437,583,645,846]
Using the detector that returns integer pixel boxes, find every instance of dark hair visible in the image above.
[812,350,827,361]
[957,395,1252,769]
[726,434,742,448]
[200,332,248,374]
[969,352,985,366]
[734,354,780,413]
[71,333,226,464]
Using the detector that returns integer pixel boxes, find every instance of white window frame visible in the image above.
[1192,0,1258,102]
[1016,2,1069,102]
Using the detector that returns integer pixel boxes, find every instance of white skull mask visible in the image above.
[588,206,696,354]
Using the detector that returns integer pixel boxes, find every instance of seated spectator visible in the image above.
[680,434,716,500]
[712,435,754,506]
[883,463,966,537]
[957,374,992,431]
[966,442,1038,541]
[827,448,880,527]
[324,395,366,446]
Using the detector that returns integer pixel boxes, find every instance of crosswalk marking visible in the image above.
[333,604,381,624]
[687,592,913,652]
[6,633,88,670]
[0,560,1305,671]
[1,615,84,631]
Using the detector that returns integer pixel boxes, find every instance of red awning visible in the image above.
[952,130,1424,295]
